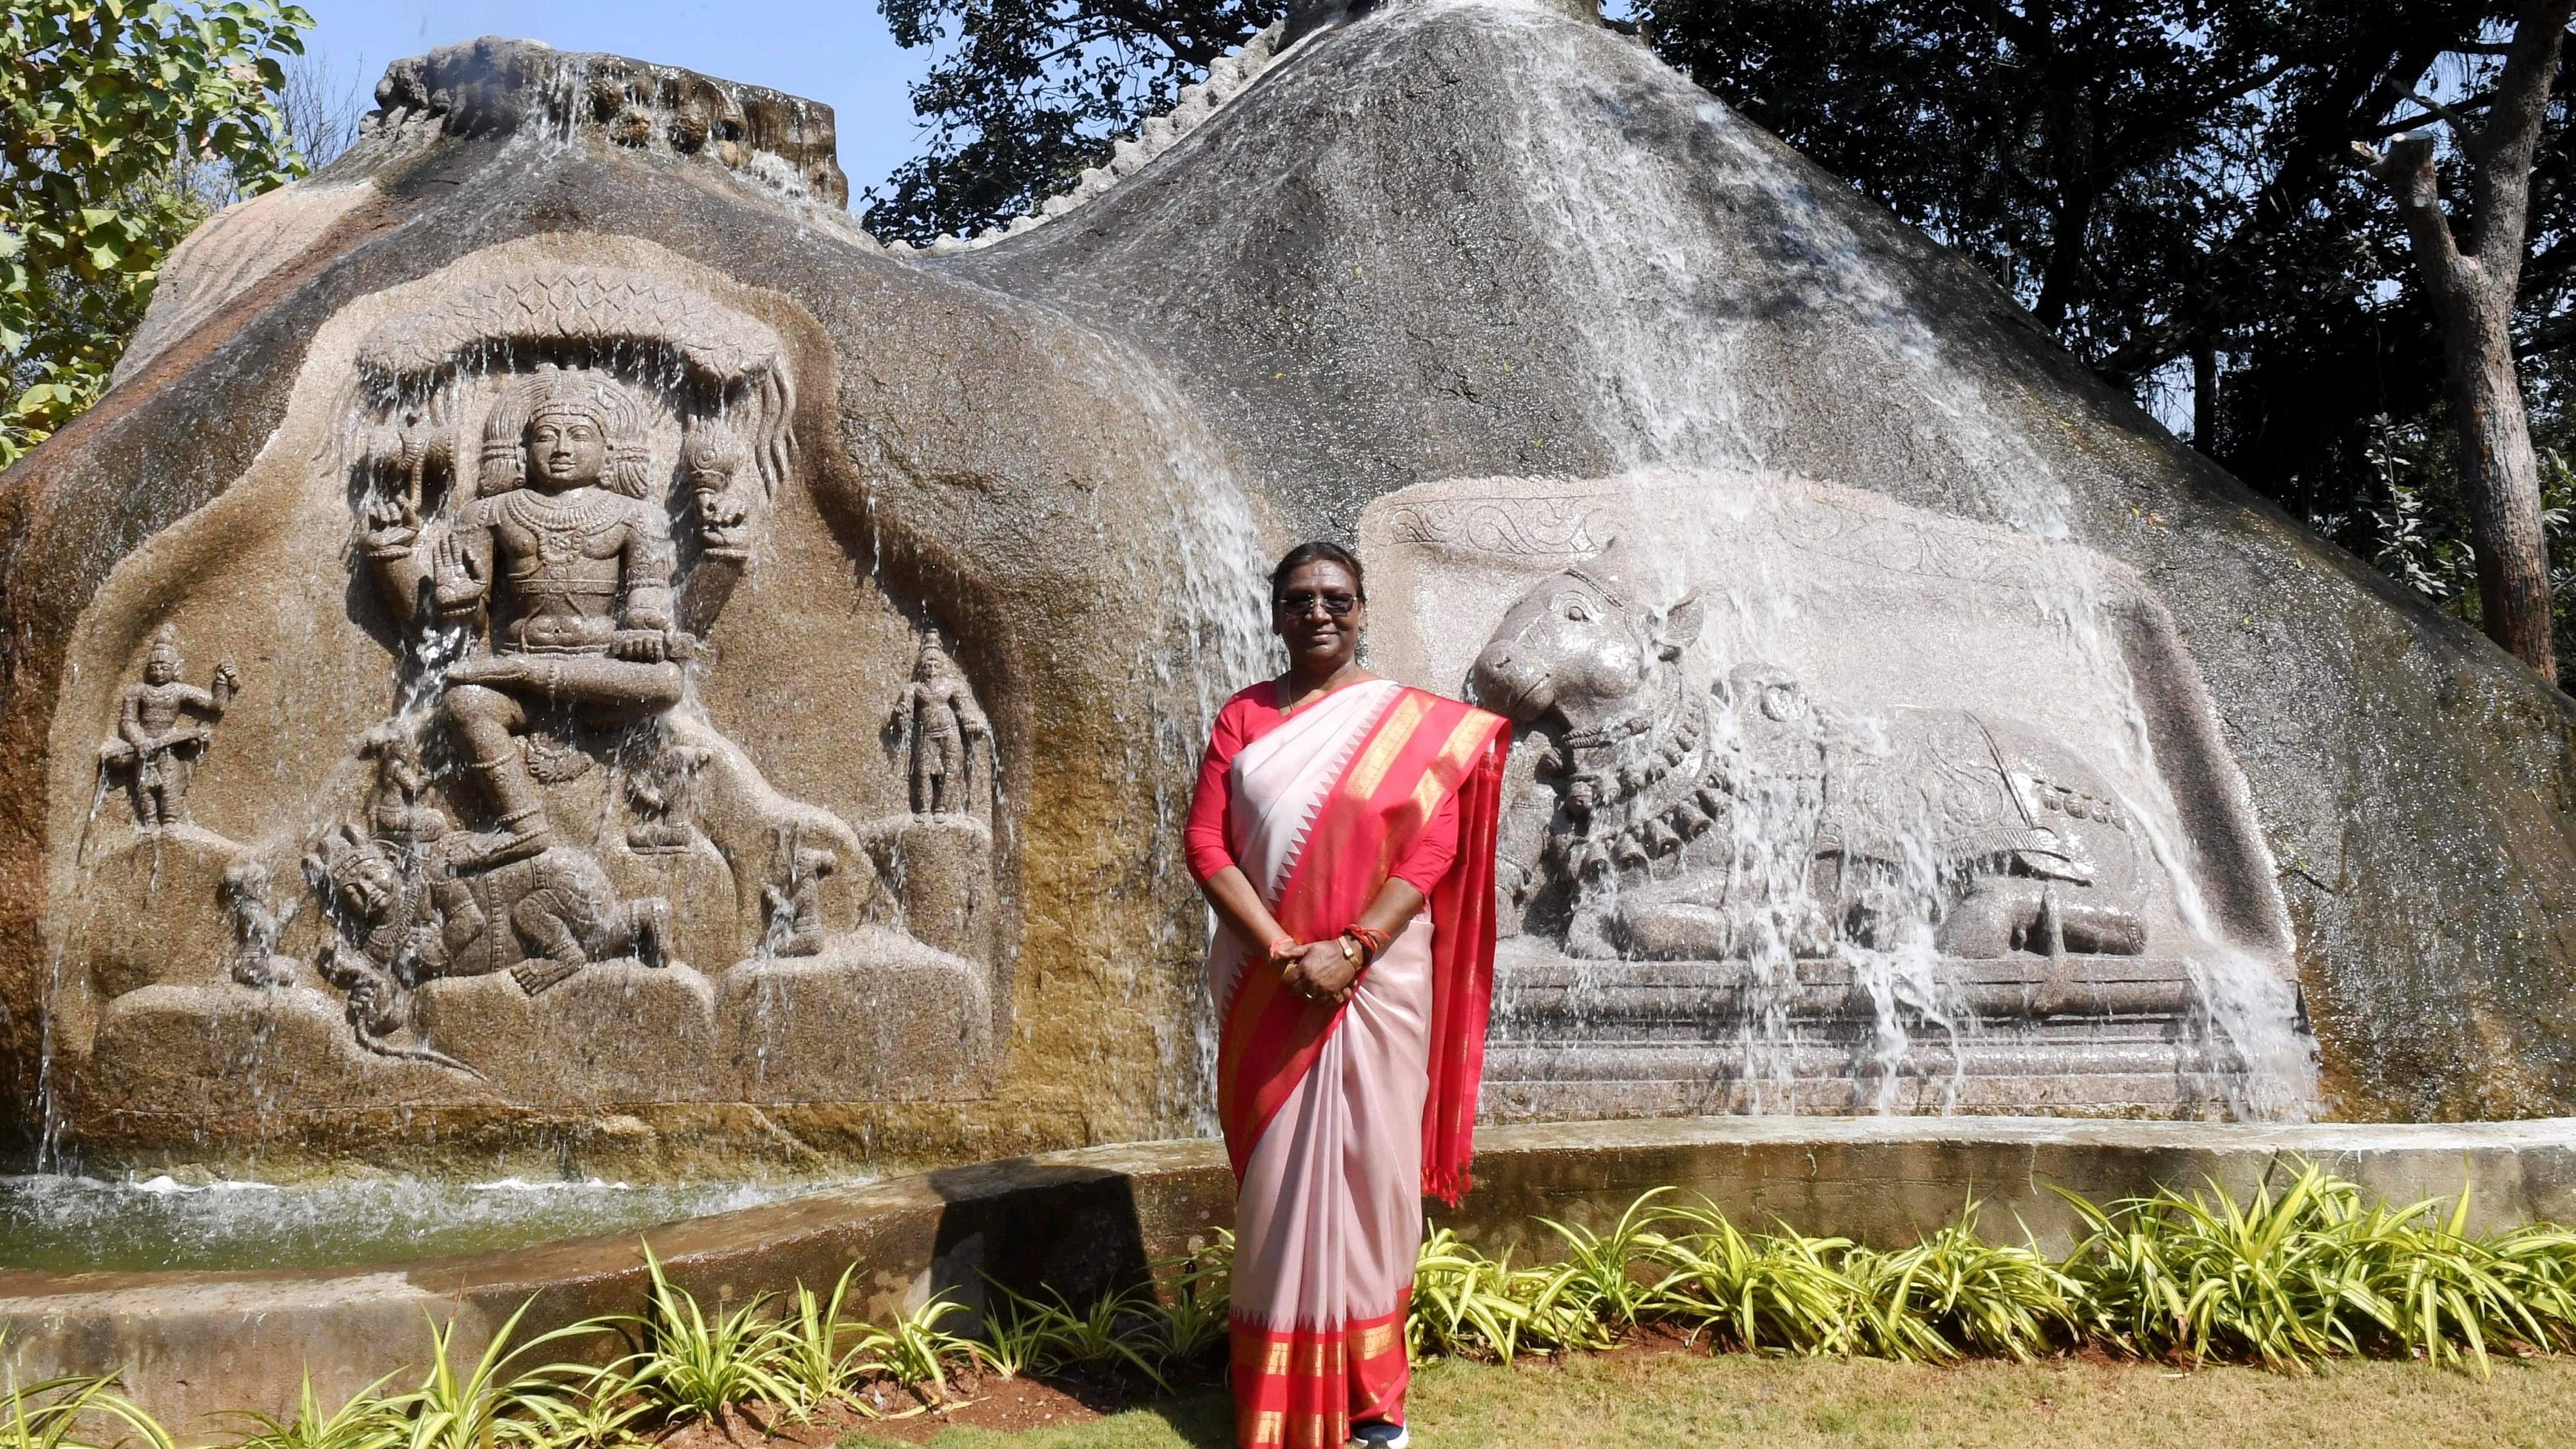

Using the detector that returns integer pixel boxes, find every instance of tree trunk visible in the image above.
[2364,0,2571,684]
[2445,284,2558,678]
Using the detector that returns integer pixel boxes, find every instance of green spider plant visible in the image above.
[1151,1231,1236,1371]
[1844,1208,2076,1363]
[844,1295,983,1401]
[213,1372,405,1449]
[609,1244,800,1423]
[1409,1227,1537,1364]
[394,1298,606,1449]
[1535,1185,1679,1333]
[0,1364,173,1449]
[773,1264,875,1408]
[985,1282,1171,1387]
[1644,1202,1860,1356]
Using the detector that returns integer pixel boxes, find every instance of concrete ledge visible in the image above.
[9,1116,2576,1421]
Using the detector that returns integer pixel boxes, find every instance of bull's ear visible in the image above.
[1654,592,1704,658]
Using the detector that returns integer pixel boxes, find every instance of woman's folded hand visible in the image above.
[1278,938,1358,1006]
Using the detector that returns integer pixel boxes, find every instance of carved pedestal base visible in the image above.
[415,963,720,1102]
[721,927,991,1102]
[859,814,993,963]
[77,935,995,1121]
[1483,940,2248,1121]
[84,983,474,1123]
[66,830,241,999]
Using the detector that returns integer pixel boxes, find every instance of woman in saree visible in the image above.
[1185,542,1511,1449]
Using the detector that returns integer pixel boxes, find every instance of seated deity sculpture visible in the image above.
[363,369,688,869]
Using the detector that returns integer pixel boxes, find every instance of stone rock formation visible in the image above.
[3,0,2575,1175]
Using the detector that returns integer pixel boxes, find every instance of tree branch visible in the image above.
[2464,0,2575,273]
[2408,88,2490,147]
[2368,131,2467,301]
[2368,93,2493,137]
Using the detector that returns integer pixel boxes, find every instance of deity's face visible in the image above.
[336,856,398,923]
[526,407,610,492]
[144,652,178,686]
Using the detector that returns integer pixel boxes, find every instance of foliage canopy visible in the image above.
[863,0,1278,243]
[0,0,311,465]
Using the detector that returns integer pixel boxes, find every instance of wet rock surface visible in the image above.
[0,0,2571,1180]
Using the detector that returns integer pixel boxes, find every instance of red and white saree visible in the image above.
[1185,678,1510,1449]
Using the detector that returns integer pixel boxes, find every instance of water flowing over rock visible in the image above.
[1,1,2571,1179]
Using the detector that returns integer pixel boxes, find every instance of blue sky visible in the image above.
[294,1,936,200]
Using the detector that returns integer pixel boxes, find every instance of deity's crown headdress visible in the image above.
[478,367,655,499]
[147,624,181,665]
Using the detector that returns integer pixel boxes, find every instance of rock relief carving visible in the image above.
[761,824,836,957]
[899,635,992,817]
[362,367,692,870]
[45,242,1008,1131]
[1468,540,2150,964]
[624,743,712,855]
[78,261,1001,1081]
[221,860,300,989]
[96,627,238,829]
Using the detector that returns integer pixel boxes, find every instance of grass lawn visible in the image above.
[838,1350,2576,1449]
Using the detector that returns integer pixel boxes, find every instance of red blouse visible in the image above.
[1185,681,1463,895]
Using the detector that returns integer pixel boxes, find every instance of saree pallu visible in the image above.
[1211,680,1509,1449]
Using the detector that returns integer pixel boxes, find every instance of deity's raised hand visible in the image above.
[361,493,418,556]
[431,532,484,613]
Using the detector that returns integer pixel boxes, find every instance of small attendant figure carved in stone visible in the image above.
[361,369,687,870]
[625,743,712,854]
[98,625,238,828]
[358,722,449,849]
[220,860,301,989]
[902,636,991,816]
[761,824,835,956]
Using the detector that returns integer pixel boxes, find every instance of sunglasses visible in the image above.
[1275,590,1361,617]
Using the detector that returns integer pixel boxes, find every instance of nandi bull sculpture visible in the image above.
[1468,544,2151,964]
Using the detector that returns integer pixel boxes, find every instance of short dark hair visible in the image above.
[1271,541,1365,606]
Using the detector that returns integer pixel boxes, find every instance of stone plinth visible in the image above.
[719,931,993,1101]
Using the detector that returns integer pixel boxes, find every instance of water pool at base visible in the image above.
[0,1170,842,1274]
